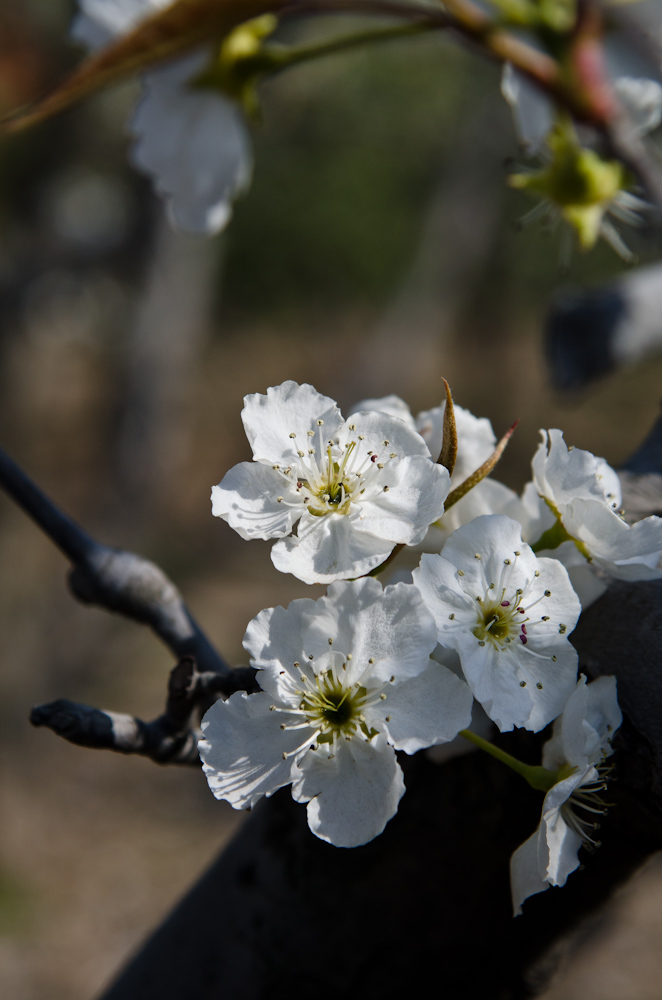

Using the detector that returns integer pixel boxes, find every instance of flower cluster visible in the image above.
[200,380,642,913]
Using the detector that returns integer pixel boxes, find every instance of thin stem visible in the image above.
[267,18,443,71]
[459,728,559,791]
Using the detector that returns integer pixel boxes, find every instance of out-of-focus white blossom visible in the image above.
[73,0,252,234]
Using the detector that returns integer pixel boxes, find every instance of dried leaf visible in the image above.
[437,378,457,476]
[1,0,285,135]
[443,419,518,512]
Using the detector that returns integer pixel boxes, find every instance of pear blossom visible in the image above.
[413,515,581,732]
[211,381,451,584]
[352,394,517,536]
[199,578,473,847]
[510,674,622,915]
[502,66,657,259]
[72,0,252,234]
[526,429,662,583]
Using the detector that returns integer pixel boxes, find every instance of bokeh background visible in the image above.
[1,1,662,997]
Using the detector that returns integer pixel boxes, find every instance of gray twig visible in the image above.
[0,444,258,761]
[30,656,258,765]
[0,444,232,676]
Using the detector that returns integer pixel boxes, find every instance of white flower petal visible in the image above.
[350,394,418,432]
[72,0,166,48]
[510,829,550,917]
[291,733,405,847]
[211,462,297,540]
[199,691,306,809]
[303,578,438,685]
[541,776,586,887]
[439,478,520,537]
[532,429,621,508]
[501,63,553,154]
[241,381,343,465]
[271,515,394,584]
[130,52,252,235]
[543,674,622,771]
[614,76,662,138]
[355,455,450,544]
[343,410,432,460]
[381,660,473,753]
[563,498,662,578]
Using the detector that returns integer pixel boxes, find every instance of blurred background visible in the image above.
[1,1,662,997]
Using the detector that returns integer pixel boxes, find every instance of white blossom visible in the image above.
[212,381,451,584]
[352,394,517,536]
[199,578,473,847]
[413,515,580,732]
[72,0,252,234]
[526,429,662,583]
[510,674,622,915]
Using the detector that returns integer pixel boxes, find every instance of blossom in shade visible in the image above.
[199,578,473,847]
[413,515,581,732]
[352,394,517,536]
[510,674,622,915]
[72,0,252,234]
[212,381,451,584]
[526,429,662,584]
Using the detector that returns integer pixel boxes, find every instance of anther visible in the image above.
[383,440,389,446]
[541,616,550,622]
[317,419,324,426]
[478,640,486,646]
[297,450,304,457]
[346,654,352,660]
[380,693,387,700]
[328,638,333,645]
[378,464,385,470]
[308,654,314,660]
[551,655,557,662]
[289,432,296,438]
[520,681,526,687]
[544,590,551,597]
[293,661,300,667]
[282,752,288,759]
[558,624,567,634]
[389,452,397,458]
[369,657,375,664]
[270,705,276,711]
[385,715,392,722]
[458,570,465,577]
[307,430,314,437]
[272,464,280,470]
[358,434,365,440]
[514,550,521,557]
[390,675,395,682]
[504,559,511,565]
[449,613,455,620]
[534,570,540,577]
[277,497,283,503]
[474,554,481,560]
[280,724,286,730]
[536,682,543,689]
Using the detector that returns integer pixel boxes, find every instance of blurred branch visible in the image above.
[30,656,258,765]
[0,445,238,679]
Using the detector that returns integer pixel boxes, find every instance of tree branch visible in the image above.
[30,656,258,765]
[0,444,235,678]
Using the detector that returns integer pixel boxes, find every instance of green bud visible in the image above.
[192,14,279,118]
[509,118,628,251]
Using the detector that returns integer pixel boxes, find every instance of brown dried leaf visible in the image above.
[1,0,285,135]
[437,378,457,476]
[443,419,518,512]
